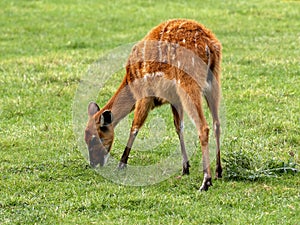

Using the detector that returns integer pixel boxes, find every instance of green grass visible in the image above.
[1,0,299,224]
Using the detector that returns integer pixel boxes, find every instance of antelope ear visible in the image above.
[100,110,113,126]
[88,102,100,117]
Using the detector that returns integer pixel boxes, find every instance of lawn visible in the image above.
[0,0,299,224]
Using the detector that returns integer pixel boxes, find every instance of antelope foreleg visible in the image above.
[118,98,152,169]
[119,128,138,169]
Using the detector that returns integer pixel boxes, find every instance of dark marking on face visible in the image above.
[100,126,109,133]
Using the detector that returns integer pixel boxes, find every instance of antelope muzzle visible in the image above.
[88,135,108,167]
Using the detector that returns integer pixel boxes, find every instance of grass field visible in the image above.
[1,0,299,224]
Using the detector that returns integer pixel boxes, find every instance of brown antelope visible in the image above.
[84,19,222,191]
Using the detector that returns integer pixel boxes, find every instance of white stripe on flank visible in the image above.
[158,41,162,62]
[142,41,147,72]
[160,21,171,41]
[177,61,181,68]
[194,31,199,48]
[179,21,187,29]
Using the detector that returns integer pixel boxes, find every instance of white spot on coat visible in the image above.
[144,71,165,80]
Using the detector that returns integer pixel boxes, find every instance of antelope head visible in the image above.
[85,102,114,167]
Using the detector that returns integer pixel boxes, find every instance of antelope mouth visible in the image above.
[89,151,110,168]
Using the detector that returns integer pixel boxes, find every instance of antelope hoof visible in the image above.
[118,162,127,170]
[215,166,223,179]
[182,161,190,175]
[199,177,212,191]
